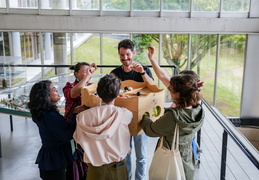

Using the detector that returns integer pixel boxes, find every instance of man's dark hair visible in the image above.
[118,39,135,52]
[97,74,121,103]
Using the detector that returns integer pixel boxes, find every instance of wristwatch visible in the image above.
[140,71,146,75]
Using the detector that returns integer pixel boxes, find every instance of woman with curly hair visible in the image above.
[28,80,77,180]
[140,74,205,180]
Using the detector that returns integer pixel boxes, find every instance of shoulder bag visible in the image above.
[149,124,186,180]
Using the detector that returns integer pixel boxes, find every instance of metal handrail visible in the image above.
[1,64,180,76]
[202,99,259,175]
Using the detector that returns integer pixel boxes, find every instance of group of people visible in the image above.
[28,39,204,180]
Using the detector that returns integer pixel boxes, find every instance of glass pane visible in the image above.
[42,33,54,61]
[223,0,249,12]
[216,35,245,117]
[41,33,55,77]
[9,0,38,8]
[133,0,160,10]
[72,0,99,10]
[70,33,101,73]
[193,0,219,11]
[0,0,6,7]
[161,34,188,70]
[20,32,45,81]
[0,32,9,56]
[41,0,69,9]
[194,34,217,105]
[133,34,172,94]
[102,0,129,10]
[163,0,190,11]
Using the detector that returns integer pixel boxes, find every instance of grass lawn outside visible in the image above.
[69,36,244,117]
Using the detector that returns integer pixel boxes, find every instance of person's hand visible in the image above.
[147,46,155,60]
[197,80,204,92]
[73,104,89,114]
[90,63,98,74]
[131,62,144,73]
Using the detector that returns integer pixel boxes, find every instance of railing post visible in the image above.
[0,133,2,157]
[220,130,228,180]
[197,129,201,147]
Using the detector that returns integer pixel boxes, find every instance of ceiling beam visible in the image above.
[0,14,259,34]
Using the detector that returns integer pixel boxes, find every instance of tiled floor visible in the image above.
[0,113,159,180]
[1,104,258,180]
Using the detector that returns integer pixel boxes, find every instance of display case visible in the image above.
[0,73,104,117]
[0,72,103,157]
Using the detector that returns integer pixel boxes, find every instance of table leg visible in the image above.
[10,115,13,132]
[0,132,2,158]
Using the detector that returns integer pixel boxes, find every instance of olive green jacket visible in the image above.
[141,105,205,180]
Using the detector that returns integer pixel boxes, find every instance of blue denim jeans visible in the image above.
[125,133,148,180]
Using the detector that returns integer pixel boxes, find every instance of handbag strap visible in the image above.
[171,123,179,151]
[158,123,180,151]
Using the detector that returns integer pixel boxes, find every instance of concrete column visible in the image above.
[11,32,22,63]
[240,34,259,118]
[240,0,259,118]
[44,33,52,60]
[53,33,67,75]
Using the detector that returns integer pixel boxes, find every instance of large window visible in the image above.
[1,0,250,12]
[0,0,6,7]
[163,0,190,11]
[9,0,38,8]
[0,31,246,116]
[72,0,99,10]
[216,35,245,116]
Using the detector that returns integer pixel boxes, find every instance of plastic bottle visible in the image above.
[2,74,7,89]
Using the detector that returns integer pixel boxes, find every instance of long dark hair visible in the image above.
[28,80,57,121]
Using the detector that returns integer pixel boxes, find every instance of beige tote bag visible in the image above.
[149,124,186,180]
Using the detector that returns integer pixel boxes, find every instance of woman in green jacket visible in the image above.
[140,74,205,180]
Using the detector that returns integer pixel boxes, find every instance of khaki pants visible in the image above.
[87,160,128,180]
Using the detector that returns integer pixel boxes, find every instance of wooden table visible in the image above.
[0,107,31,158]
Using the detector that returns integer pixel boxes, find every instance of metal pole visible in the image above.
[10,115,13,132]
[220,130,228,180]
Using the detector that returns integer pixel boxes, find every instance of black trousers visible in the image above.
[40,168,66,180]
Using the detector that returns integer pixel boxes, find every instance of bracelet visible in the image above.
[140,71,146,75]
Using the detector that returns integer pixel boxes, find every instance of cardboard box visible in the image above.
[237,127,259,151]
[81,80,165,136]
